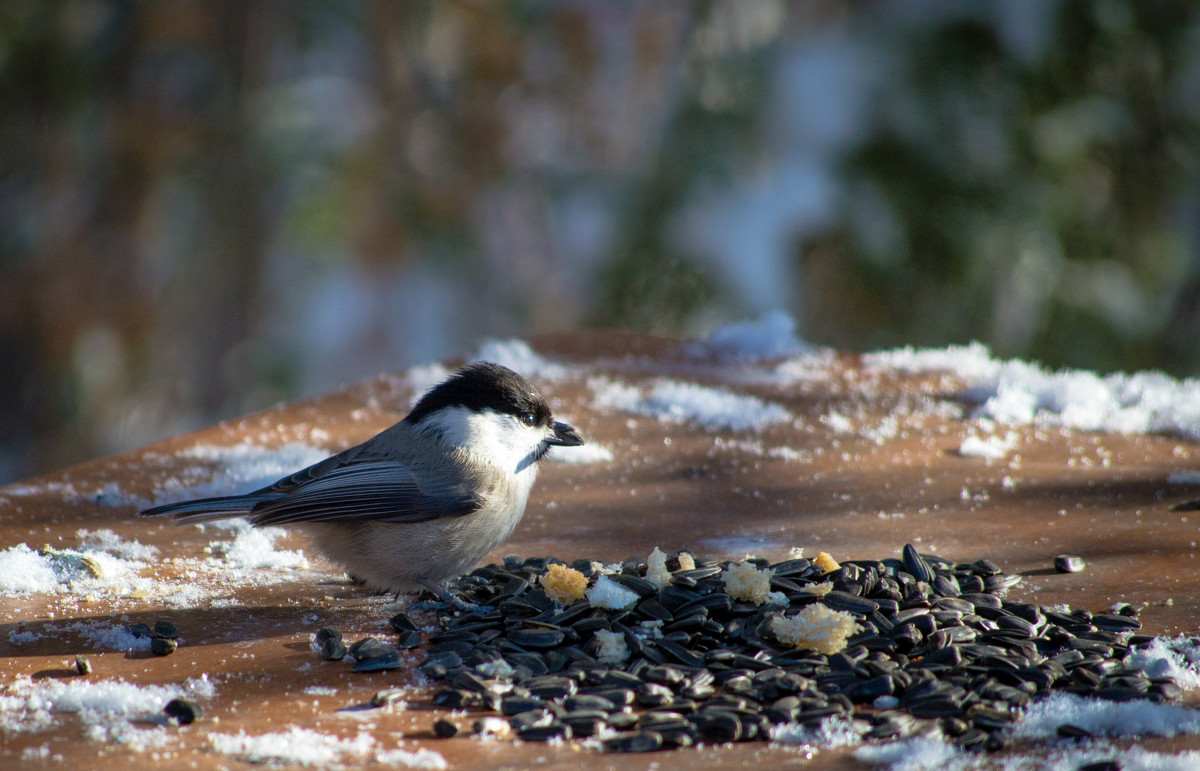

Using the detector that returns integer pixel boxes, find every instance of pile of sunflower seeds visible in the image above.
[350,547,1176,753]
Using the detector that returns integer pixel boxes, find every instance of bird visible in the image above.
[139,361,584,605]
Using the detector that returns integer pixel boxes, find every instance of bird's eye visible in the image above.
[520,412,536,426]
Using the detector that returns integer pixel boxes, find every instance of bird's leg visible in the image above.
[410,577,491,613]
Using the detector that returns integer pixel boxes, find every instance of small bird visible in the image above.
[139,362,584,604]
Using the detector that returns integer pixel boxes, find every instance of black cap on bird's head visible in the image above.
[406,361,583,447]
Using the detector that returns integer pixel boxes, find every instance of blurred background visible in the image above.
[3,0,1200,483]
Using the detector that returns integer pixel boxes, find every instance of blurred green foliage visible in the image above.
[2,0,1199,481]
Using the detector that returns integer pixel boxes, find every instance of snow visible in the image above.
[215,522,308,570]
[0,545,61,594]
[64,621,154,652]
[699,310,814,360]
[1123,636,1200,691]
[770,716,863,748]
[76,528,159,561]
[864,340,1200,440]
[0,674,213,740]
[856,738,1200,771]
[958,431,1018,460]
[150,441,331,508]
[472,338,567,379]
[547,441,613,463]
[853,734,963,770]
[590,377,792,431]
[207,727,447,768]
[1011,692,1200,740]
[209,728,378,766]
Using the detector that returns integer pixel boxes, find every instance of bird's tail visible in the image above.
[138,494,277,525]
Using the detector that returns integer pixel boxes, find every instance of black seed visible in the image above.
[163,698,202,725]
[846,675,894,702]
[983,574,1022,592]
[353,652,402,672]
[153,620,179,639]
[432,718,458,738]
[637,598,674,621]
[902,544,936,584]
[74,655,91,675]
[1052,554,1086,573]
[518,722,572,742]
[584,687,635,707]
[507,627,565,649]
[1056,723,1094,740]
[770,558,813,576]
[321,636,347,661]
[127,623,153,639]
[907,696,964,718]
[823,591,880,614]
[642,664,687,687]
[151,637,178,656]
[565,694,616,712]
[561,714,606,737]
[349,638,391,659]
[389,612,419,633]
[432,688,476,708]
[603,731,664,753]
[653,639,707,668]
[315,627,342,644]
[694,710,742,742]
[613,574,658,598]
[931,575,960,597]
[658,585,701,612]
[501,696,546,716]
[953,727,988,749]
[1092,614,1141,631]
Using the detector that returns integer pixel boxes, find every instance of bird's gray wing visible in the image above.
[245,459,482,527]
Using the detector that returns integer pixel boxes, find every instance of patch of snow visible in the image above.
[591,377,791,431]
[0,674,212,740]
[958,432,1018,460]
[404,362,453,404]
[210,728,372,765]
[770,716,862,748]
[1124,636,1200,691]
[1011,692,1200,740]
[62,621,154,652]
[865,341,1200,440]
[546,442,613,463]
[699,310,814,360]
[853,734,962,771]
[0,545,61,594]
[472,338,567,379]
[76,529,158,561]
[1167,470,1200,485]
[215,522,308,570]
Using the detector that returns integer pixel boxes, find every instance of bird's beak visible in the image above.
[545,420,584,447]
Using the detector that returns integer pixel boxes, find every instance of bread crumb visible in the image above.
[586,575,639,610]
[677,552,696,571]
[800,582,833,597]
[646,547,671,589]
[769,604,858,655]
[814,551,840,574]
[540,563,588,605]
[722,560,774,605]
[593,629,630,664]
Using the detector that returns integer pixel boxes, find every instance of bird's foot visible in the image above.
[412,578,492,613]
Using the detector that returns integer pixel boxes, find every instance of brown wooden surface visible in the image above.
[2,331,1199,769]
